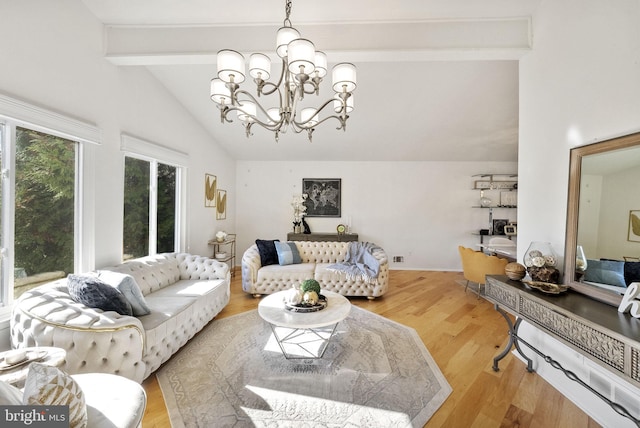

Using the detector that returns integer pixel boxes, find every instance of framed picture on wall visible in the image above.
[205,174,217,207]
[628,210,640,242]
[216,189,227,220]
[492,219,509,235]
[302,178,341,217]
[504,224,517,236]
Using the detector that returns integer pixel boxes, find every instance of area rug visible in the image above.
[156,306,452,427]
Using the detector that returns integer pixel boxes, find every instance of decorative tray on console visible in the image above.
[284,295,328,313]
[522,280,568,295]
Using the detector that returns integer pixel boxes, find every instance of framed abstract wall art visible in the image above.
[205,174,217,207]
[216,189,227,220]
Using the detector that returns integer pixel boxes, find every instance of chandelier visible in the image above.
[210,0,356,142]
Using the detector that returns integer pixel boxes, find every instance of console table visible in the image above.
[286,232,358,242]
[484,275,640,425]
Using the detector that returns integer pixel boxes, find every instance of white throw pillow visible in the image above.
[0,380,22,405]
[23,363,87,428]
[97,270,151,316]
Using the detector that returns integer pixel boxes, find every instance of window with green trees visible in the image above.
[14,127,76,278]
[1,94,98,306]
[123,156,176,260]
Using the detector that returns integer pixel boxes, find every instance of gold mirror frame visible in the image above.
[564,131,640,306]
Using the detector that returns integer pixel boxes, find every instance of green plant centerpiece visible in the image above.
[283,279,327,312]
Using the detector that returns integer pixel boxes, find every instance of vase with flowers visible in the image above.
[291,194,308,233]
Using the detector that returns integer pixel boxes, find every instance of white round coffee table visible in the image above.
[258,290,351,359]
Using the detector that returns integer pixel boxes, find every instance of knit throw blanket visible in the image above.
[327,241,381,283]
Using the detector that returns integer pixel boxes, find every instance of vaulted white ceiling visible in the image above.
[81,0,540,161]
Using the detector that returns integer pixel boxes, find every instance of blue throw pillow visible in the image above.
[584,259,626,287]
[274,241,302,266]
[67,274,133,316]
[255,239,280,266]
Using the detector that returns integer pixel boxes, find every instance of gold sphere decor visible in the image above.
[505,262,527,281]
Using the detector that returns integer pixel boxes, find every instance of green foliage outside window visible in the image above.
[123,157,176,259]
[123,157,150,259]
[157,163,176,253]
[15,128,75,276]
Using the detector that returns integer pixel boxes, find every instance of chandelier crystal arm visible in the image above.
[222,106,282,132]
[235,90,280,123]
[294,113,348,132]
[299,79,320,96]
[254,58,288,97]
[291,93,351,129]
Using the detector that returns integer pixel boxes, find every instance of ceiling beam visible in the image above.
[104,18,531,65]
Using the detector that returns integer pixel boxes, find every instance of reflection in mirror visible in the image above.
[565,132,640,306]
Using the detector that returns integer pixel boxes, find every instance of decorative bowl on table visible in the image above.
[284,294,328,312]
[215,252,227,259]
[283,279,327,312]
[522,280,568,295]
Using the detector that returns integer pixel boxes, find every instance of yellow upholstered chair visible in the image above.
[458,246,509,297]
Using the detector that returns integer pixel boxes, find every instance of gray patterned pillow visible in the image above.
[67,274,133,316]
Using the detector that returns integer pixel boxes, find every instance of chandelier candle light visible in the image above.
[210,0,356,142]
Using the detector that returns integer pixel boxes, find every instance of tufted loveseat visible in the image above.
[241,241,389,299]
[10,252,230,383]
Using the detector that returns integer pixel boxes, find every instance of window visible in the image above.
[14,127,76,277]
[1,126,78,303]
[123,157,150,259]
[157,163,177,253]
[0,94,99,310]
[121,135,184,260]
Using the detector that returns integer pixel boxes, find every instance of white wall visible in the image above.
[578,174,603,258]
[598,167,640,259]
[236,160,517,270]
[0,0,235,269]
[519,0,640,426]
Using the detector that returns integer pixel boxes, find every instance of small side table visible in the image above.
[208,234,236,277]
[0,346,66,388]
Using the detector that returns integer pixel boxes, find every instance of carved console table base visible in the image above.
[492,305,533,373]
[485,275,640,427]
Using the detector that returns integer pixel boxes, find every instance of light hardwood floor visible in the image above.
[141,269,601,427]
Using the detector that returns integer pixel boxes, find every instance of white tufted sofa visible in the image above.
[242,241,389,299]
[10,253,230,383]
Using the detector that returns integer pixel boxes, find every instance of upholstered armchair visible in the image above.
[458,246,509,297]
